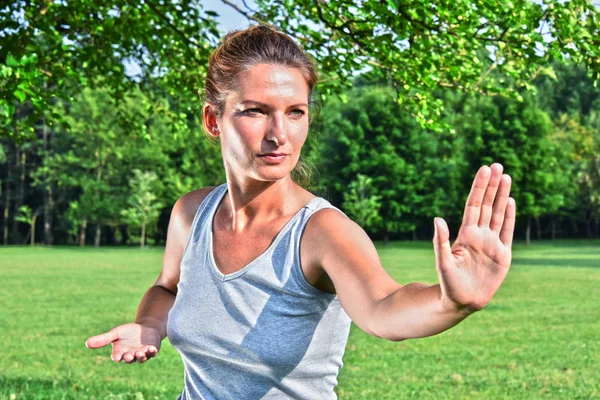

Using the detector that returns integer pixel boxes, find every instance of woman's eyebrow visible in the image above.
[240,100,309,108]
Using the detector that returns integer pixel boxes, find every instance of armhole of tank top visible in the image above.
[293,204,344,301]
[179,184,223,261]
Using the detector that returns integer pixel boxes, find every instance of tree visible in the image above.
[535,61,600,238]
[14,204,38,245]
[0,143,5,196]
[458,92,568,245]
[560,113,600,238]
[1,0,220,140]
[313,85,459,240]
[3,0,599,140]
[121,169,163,248]
[253,0,600,129]
[342,174,383,235]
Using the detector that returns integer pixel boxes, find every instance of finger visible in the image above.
[135,350,148,363]
[122,352,135,363]
[462,166,492,226]
[478,163,503,227]
[500,197,516,248]
[146,346,158,358]
[490,174,512,233]
[86,331,119,349]
[111,350,125,363]
[433,217,453,272]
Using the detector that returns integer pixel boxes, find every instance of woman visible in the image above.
[86,25,516,399]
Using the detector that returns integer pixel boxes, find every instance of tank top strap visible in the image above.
[285,196,346,300]
[181,183,228,260]
[297,196,347,228]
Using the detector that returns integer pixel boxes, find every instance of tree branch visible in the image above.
[144,0,203,63]
[219,0,268,25]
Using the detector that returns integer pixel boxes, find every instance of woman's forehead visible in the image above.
[231,64,309,105]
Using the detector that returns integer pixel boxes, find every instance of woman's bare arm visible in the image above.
[134,187,215,338]
[303,163,515,341]
[85,187,215,362]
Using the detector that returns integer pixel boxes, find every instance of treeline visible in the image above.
[312,64,599,243]
[0,63,598,246]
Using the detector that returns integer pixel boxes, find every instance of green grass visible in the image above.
[1,241,598,399]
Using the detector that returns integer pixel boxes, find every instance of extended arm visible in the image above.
[368,283,469,341]
[306,163,515,341]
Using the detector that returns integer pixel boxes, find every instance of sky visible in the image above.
[124,0,257,78]
[203,0,258,34]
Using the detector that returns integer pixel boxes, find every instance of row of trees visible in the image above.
[312,66,600,244]
[2,0,599,246]
[0,62,598,246]
[0,86,224,247]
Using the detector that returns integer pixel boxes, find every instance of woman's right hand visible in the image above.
[85,323,161,364]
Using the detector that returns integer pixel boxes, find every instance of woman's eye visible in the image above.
[290,109,305,117]
[242,108,263,116]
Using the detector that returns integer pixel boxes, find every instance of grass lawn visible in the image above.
[1,240,598,399]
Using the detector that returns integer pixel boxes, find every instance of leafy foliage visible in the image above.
[254,0,600,129]
[121,169,164,248]
[312,85,461,237]
[0,0,220,140]
[342,174,383,232]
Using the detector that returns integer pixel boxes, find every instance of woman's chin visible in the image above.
[251,166,295,182]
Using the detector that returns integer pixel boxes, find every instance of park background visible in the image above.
[1,0,599,398]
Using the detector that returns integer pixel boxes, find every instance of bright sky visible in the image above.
[204,0,258,34]
[124,0,257,77]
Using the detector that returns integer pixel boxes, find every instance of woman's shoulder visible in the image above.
[172,186,221,225]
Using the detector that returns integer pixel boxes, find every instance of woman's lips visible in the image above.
[258,153,288,163]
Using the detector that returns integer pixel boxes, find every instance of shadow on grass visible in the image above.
[512,257,600,269]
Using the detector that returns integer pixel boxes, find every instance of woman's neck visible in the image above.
[221,174,300,233]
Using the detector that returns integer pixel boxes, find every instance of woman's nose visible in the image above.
[266,113,287,146]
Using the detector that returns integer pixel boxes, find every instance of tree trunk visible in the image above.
[79,218,87,246]
[551,218,557,241]
[11,145,25,243]
[141,221,146,249]
[31,214,37,246]
[594,217,599,238]
[525,215,531,246]
[585,212,593,239]
[42,122,54,245]
[535,217,542,240]
[3,173,11,245]
[120,224,129,245]
[569,217,579,236]
[383,234,389,247]
[412,230,417,241]
[93,152,103,248]
[94,220,101,247]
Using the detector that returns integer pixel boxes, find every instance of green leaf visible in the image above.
[6,53,19,67]
[539,67,558,81]
[13,90,26,102]
[386,0,399,12]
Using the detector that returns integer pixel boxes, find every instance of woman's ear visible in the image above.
[203,103,220,138]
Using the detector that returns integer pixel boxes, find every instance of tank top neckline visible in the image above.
[208,183,320,282]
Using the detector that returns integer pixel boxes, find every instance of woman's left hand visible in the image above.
[433,163,516,313]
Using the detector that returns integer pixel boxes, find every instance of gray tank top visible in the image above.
[167,183,352,400]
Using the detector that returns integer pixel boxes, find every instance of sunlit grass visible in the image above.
[1,241,598,399]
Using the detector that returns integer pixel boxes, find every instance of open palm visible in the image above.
[433,163,516,312]
[86,323,161,364]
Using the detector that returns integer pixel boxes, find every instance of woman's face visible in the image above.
[212,63,310,183]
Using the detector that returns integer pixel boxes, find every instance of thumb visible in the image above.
[85,330,119,349]
[433,217,452,269]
